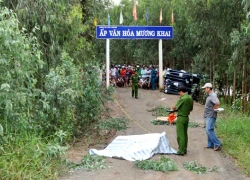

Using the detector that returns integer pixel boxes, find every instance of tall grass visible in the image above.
[217,111,250,175]
[0,132,66,180]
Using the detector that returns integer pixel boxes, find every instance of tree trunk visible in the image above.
[183,54,186,70]
[213,57,215,86]
[210,60,212,83]
[233,70,236,101]
[242,56,246,111]
[226,75,229,103]
[212,48,215,86]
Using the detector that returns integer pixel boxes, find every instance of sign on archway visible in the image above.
[96,26,173,39]
[96,25,173,88]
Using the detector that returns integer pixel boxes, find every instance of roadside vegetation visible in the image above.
[1,0,250,179]
[0,1,113,179]
[217,103,250,175]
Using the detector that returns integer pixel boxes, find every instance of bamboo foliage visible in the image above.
[0,6,42,127]
[0,0,113,137]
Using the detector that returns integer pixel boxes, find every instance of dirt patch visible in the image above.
[60,88,249,180]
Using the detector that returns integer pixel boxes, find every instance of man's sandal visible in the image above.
[214,146,221,151]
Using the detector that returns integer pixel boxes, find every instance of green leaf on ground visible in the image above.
[147,106,170,116]
[134,156,178,173]
[151,119,174,125]
[69,155,109,170]
[96,117,128,131]
[183,160,219,174]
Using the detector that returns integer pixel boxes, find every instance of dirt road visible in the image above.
[60,88,248,180]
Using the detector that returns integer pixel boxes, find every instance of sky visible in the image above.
[112,0,122,5]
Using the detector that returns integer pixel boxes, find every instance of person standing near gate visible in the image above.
[171,86,193,156]
[151,66,157,90]
[120,66,127,87]
[202,83,221,151]
[131,70,140,99]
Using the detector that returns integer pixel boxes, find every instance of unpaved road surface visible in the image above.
[60,88,249,180]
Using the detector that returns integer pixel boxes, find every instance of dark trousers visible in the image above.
[151,77,156,90]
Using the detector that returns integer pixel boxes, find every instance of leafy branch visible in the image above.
[183,160,219,174]
[147,106,170,116]
[134,156,178,173]
[96,117,128,131]
[69,155,109,171]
